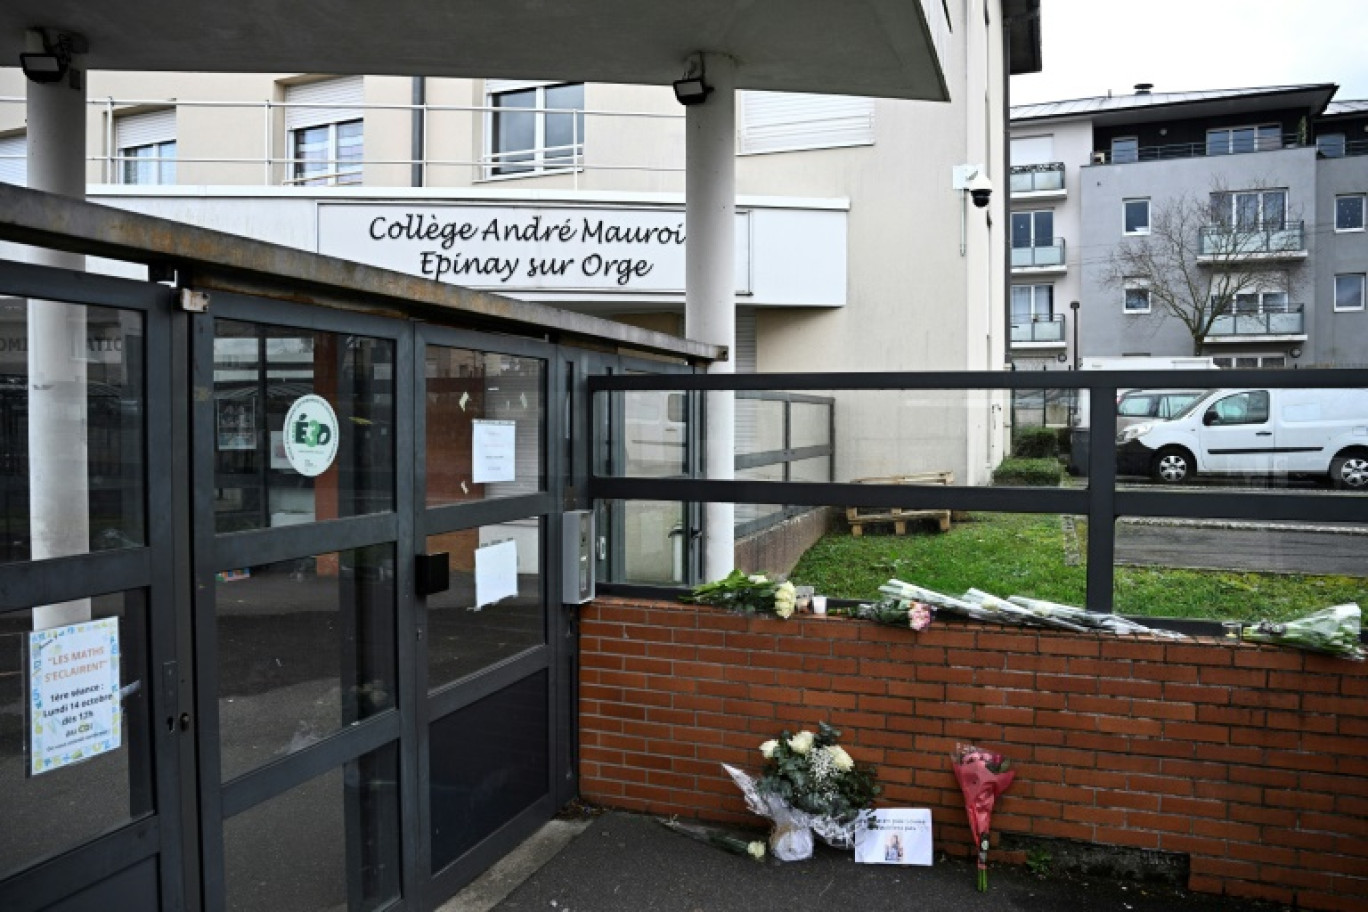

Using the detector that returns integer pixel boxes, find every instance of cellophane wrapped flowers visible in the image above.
[683,569,797,619]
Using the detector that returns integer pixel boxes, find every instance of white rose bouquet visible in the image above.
[683,569,798,619]
[723,722,881,861]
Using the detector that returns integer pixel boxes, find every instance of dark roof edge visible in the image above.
[1011,83,1340,123]
[1003,0,1043,76]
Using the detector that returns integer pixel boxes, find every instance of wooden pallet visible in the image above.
[845,472,954,536]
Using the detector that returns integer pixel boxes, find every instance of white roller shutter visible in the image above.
[1010,135,1055,166]
[115,109,176,150]
[0,134,26,186]
[739,92,875,155]
[285,77,364,130]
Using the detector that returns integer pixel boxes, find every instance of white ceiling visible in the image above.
[0,0,950,100]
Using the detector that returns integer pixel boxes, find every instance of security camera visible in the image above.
[967,172,993,208]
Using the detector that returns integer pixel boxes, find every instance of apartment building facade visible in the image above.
[1008,84,1368,379]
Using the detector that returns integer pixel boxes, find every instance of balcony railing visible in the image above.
[1207,304,1305,338]
[1010,314,1066,344]
[1009,162,1065,193]
[1198,220,1306,258]
[1011,238,1066,269]
[1099,133,1302,164]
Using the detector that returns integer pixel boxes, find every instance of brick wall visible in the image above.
[578,597,1368,911]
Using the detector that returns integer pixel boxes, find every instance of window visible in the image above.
[1011,284,1054,322]
[1208,390,1270,425]
[1317,133,1347,158]
[1123,280,1151,313]
[1011,210,1053,248]
[1111,136,1138,164]
[284,77,364,186]
[0,133,26,186]
[116,109,176,185]
[739,92,875,155]
[1335,274,1366,311]
[486,81,584,176]
[1123,198,1150,235]
[291,121,362,186]
[1213,356,1287,369]
[1206,124,1281,155]
[1210,189,1286,229]
[1335,194,1365,232]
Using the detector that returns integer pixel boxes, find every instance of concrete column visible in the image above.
[26,31,91,628]
[683,53,736,581]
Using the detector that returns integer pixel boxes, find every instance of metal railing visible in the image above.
[734,391,836,538]
[1198,220,1306,257]
[1010,238,1066,269]
[0,94,682,189]
[1207,303,1305,337]
[1102,133,1302,164]
[1010,314,1066,344]
[1008,162,1065,193]
[589,368,1368,614]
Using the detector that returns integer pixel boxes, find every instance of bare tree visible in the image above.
[1105,180,1305,356]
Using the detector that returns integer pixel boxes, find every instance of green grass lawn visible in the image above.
[789,513,1366,624]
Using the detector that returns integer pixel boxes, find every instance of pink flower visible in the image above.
[908,602,933,631]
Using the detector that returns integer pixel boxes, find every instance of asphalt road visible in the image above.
[1116,521,1368,576]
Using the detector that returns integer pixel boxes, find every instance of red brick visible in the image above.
[1198,666,1269,688]
[1162,682,1229,704]
[1160,796,1227,819]
[1269,671,1340,693]
[1004,653,1070,674]
[1128,811,1194,834]
[1166,644,1233,667]
[1099,678,1164,700]
[1161,721,1230,744]
[1093,826,1161,849]
[1098,716,1164,737]
[1035,674,1099,694]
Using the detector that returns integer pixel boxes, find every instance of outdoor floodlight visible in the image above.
[673,76,712,106]
[673,55,712,106]
[20,52,66,84]
[19,29,86,86]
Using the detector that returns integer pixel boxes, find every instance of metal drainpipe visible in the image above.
[411,76,426,188]
[1000,10,1015,372]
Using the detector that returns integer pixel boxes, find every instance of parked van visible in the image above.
[1115,388,1368,487]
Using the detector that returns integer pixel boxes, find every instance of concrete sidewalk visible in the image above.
[444,811,1291,912]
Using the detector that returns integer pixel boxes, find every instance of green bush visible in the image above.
[1011,426,1059,459]
[992,457,1062,486]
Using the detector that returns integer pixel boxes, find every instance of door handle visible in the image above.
[1256,431,1273,436]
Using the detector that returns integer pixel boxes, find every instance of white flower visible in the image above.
[749,574,768,584]
[748,841,766,860]
[788,730,815,755]
[774,601,794,619]
[827,745,855,771]
[759,739,779,758]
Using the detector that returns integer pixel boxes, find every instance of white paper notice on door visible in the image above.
[472,419,516,484]
[853,808,933,865]
[474,539,519,609]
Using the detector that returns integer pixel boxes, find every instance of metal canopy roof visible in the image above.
[1012,84,1338,126]
[0,0,953,100]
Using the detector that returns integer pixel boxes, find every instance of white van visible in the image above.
[1115,388,1368,488]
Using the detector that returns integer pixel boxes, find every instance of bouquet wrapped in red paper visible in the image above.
[951,743,1015,891]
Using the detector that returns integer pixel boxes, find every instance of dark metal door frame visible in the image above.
[0,260,192,912]
[188,291,417,912]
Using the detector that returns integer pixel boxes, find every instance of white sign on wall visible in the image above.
[471,419,517,484]
[474,539,520,609]
[317,203,751,295]
[28,617,123,776]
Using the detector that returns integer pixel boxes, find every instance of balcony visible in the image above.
[1011,238,1066,273]
[1094,133,1302,165]
[1197,221,1306,262]
[1205,304,1306,341]
[1010,314,1066,347]
[1009,162,1065,196]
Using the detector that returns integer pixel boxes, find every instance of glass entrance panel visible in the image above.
[0,591,152,878]
[216,544,396,782]
[0,298,145,565]
[425,522,545,691]
[425,347,545,507]
[213,320,395,533]
[223,742,400,912]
